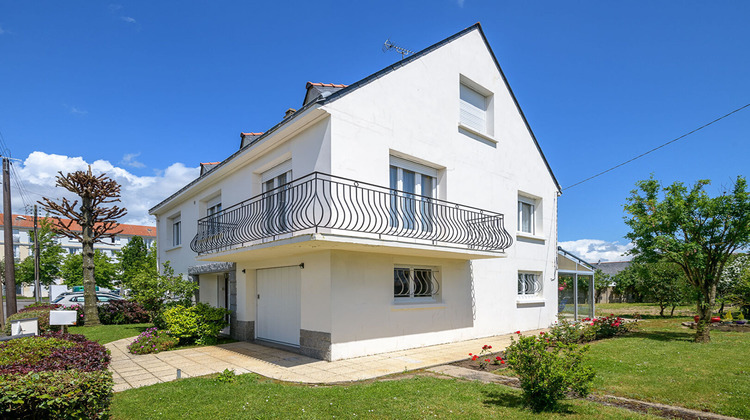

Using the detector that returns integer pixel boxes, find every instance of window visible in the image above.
[262,161,292,233]
[206,197,222,235]
[518,201,534,234]
[13,245,20,259]
[394,266,439,301]
[389,156,437,231]
[170,215,182,247]
[459,79,493,136]
[518,272,542,297]
[517,194,541,236]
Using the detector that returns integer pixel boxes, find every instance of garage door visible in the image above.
[256,266,301,346]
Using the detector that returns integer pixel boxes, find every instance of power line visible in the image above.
[562,103,750,191]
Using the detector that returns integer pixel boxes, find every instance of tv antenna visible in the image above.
[382,39,414,60]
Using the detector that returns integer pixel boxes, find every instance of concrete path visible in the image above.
[107,329,541,392]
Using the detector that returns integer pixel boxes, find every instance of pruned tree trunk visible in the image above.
[670,305,676,317]
[81,196,100,325]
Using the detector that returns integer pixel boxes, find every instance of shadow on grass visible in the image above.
[483,389,576,414]
[627,330,694,342]
[618,314,689,320]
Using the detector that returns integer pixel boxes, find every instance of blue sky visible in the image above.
[1,1,748,261]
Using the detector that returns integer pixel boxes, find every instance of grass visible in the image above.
[69,323,153,344]
[112,374,657,419]
[586,317,750,419]
[595,302,695,318]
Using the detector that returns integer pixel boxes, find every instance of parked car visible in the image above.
[52,292,124,306]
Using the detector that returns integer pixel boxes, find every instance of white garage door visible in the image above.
[256,266,301,346]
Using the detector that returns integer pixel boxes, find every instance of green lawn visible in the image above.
[595,302,695,318]
[112,374,656,419]
[586,317,750,419]
[69,323,153,344]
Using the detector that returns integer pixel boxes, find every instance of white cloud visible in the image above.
[120,152,145,168]
[64,104,88,115]
[558,239,633,263]
[457,0,465,7]
[12,151,199,227]
[121,16,136,24]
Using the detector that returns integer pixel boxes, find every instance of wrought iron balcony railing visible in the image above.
[190,172,513,254]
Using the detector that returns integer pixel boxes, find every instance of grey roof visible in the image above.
[149,23,561,214]
[592,261,632,276]
[199,162,219,176]
[303,83,347,106]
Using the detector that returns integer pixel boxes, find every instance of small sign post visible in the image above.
[49,310,78,333]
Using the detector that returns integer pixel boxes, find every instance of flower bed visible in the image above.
[127,327,178,355]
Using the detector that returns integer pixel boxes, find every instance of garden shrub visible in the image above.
[156,303,230,345]
[0,332,111,375]
[0,370,113,419]
[98,299,150,325]
[0,333,113,419]
[504,332,595,412]
[127,328,178,355]
[546,316,632,346]
[2,304,60,335]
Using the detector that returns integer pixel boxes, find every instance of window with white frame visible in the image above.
[389,156,437,232]
[394,266,440,301]
[170,215,181,247]
[518,272,542,297]
[459,78,493,136]
[518,194,541,236]
[206,196,222,235]
[261,160,292,232]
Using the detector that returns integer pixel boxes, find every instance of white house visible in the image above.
[149,23,561,361]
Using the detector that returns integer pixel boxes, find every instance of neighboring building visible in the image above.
[0,213,157,296]
[150,24,561,361]
[591,260,632,303]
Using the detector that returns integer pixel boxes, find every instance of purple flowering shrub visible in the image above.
[98,300,150,325]
[127,328,178,355]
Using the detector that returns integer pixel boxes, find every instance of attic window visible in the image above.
[459,77,494,137]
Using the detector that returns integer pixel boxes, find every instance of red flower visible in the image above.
[469,353,473,356]
[472,355,478,361]
[501,360,506,364]
[495,356,502,360]
[485,359,490,362]
[539,331,545,335]
[488,345,492,349]
[515,331,521,334]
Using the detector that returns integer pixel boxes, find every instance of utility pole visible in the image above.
[3,156,17,316]
[34,205,41,303]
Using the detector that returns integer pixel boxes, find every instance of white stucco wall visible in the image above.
[150,26,559,359]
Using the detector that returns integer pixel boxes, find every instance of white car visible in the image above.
[52,292,124,306]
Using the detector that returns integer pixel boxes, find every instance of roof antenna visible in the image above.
[382,38,414,60]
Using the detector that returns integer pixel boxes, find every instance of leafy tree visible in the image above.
[116,236,156,289]
[129,261,197,313]
[624,176,750,342]
[634,260,691,317]
[727,258,750,318]
[612,265,643,303]
[593,269,611,302]
[59,251,118,289]
[15,219,65,297]
[39,166,127,326]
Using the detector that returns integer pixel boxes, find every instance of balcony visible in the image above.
[190,172,513,258]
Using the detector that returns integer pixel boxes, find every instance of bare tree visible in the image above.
[39,166,127,325]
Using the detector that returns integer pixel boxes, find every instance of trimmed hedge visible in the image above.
[2,304,60,335]
[0,332,110,375]
[0,370,113,419]
[98,300,150,325]
[0,333,113,419]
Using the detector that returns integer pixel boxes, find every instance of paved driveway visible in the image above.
[107,329,542,392]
